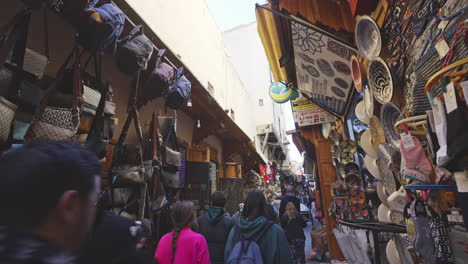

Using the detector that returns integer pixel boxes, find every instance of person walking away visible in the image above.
[225,190,291,264]
[231,203,244,224]
[154,200,210,264]
[279,185,301,217]
[0,141,102,264]
[197,192,233,264]
[281,202,307,264]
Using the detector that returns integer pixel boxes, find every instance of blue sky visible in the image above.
[205,0,268,31]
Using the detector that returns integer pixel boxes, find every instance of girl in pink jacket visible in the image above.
[154,201,210,264]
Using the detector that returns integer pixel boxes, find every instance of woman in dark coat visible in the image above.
[281,202,307,264]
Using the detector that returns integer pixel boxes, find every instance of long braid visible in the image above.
[171,227,182,263]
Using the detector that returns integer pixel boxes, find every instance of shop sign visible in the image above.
[292,98,336,126]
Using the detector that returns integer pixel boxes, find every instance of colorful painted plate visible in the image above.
[340,140,357,153]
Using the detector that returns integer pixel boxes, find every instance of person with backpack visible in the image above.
[154,201,210,264]
[224,190,291,264]
[281,202,307,264]
[279,185,301,218]
[196,192,233,264]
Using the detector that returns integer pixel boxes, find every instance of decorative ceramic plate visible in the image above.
[340,151,355,165]
[380,102,405,148]
[370,116,386,149]
[368,57,393,104]
[349,189,366,204]
[344,162,360,176]
[355,15,382,60]
[351,55,363,92]
[345,173,362,189]
[340,140,357,153]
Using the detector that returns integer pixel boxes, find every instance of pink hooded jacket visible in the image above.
[154,227,210,264]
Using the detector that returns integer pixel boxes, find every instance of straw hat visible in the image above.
[370,116,386,149]
[376,181,389,206]
[364,154,381,180]
[355,101,370,124]
[378,203,392,222]
[360,130,378,157]
[386,239,401,264]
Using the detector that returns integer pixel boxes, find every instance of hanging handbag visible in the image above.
[0,10,31,143]
[24,46,83,142]
[116,25,154,75]
[80,53,103,132]
[84,80,111,159]
[78,0,125,52]
[111,73,146,186]
[143,49,174,100]
[165,67,191,110]
[162,125,181,169]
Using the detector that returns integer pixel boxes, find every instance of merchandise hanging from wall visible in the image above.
[291,17,357,116]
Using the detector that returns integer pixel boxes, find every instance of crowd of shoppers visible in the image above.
[0,142,313,264]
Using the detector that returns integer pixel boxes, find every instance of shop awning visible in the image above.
[255,3,290,83]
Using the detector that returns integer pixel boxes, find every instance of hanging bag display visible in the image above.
[85,80,112,159]
[24,46,83,142]
[163,125,181,169]
[79,53,103,132]
[143,49,174,100]
[116,25,154,75]
[77,0,125,51]
[111,73,146,185]
[161,121,181,188]
[165,67,191,110]
[0,10,31,143]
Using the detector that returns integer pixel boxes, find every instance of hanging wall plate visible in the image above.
[380,102,405,148]
[340,140,357,153]
[355,15,382,60]
[368,57,393,104]
[340,151,355,165]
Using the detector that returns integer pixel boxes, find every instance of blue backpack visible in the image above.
[165,67,191,110]
[226,221,273,264]
[78,0,125,51]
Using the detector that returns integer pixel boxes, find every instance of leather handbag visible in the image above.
[0,96,17,142]
[111,74,146,186]
[160,167,179,188]
[0,10,31,143]
[162,125,181,169]
[85,80,111,159]
[24,46,83,142]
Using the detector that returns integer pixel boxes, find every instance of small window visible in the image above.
[259,99,264,106]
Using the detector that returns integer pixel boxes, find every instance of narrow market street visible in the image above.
[0,0,468,264]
